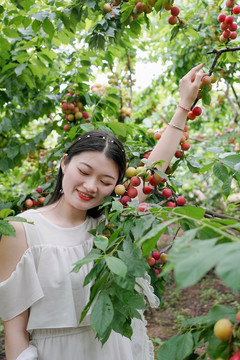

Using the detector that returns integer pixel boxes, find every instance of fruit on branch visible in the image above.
[131,176,141,186]
[126,167,137,177]
[120,195,131,206]
[154,132,161,140]
[63,124,70,131]
[175,150,184,158]
[213,318,233,340]
[138,202,150,212]
[134,2,146,13]
[176,196,186,206]
[201,75,212,85]
[220,34,228,42]
[187,111,196,120]
[166,201,176,207]
[181,142,190,151]
[160,253,168,263]
[170,6,180,16]
[152,250,160,260]
[163,0,174,10]
[168,15,178,25]
[233,5,240,14]
[127,187,138,198]
[115,184,126,195]
[154,269,160,276]
[82,112,90,119]
[147,257,156,266]
[38,197,46,205]
[142,186,152,195]
[225,15,234,24]
[236,311,240,321]
[218,13,227,22]
[25,199,33,208]
[225,0,235,8]
[36,187,42,194]
[192,106,202,116]
[229,22,238,31]
[162,188,172,198]
[103,3,112,13]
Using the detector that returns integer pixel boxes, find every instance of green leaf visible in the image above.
[0,209,14,219]
[106,256,127,277]
[215,243,240,292]
[90,291,114,337]
[173,240,229,289]
[3,28,19,38]
[83,259,106,286]
[80,123,95,132]
[94,235,108,251]
[222,178,232,197]
[118,240,147,278]
[213,162,229,182]
[173,206,205,220]
[72,249,102,272]
[0,220,16,237]
[201,86,211,105]
[42,17,55,37]
[121,5,134,23]
[15,63,27,76]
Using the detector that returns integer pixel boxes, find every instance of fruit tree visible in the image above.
[0,0,240,358]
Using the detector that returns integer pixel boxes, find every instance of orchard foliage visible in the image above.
[0,0,240,357]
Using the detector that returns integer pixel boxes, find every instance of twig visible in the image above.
[225,82,240,123]
[207,46,240,55]
[230,83,240,111]
[203,208,240,221]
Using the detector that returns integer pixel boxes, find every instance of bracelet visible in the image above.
[168,123,184,132]
[177,103,191,112]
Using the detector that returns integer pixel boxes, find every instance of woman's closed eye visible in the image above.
[79,169,89,175]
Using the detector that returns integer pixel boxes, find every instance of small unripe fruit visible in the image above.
[192,106,202,116]
[75,111,83,120]
[154,269,160,276]
[152,250,160,260]
[103,3,112,13]
[170,6,179,16]
[183,131,189,140]
[162,188,172,198]
[142,186,152,195]
[67,114,74,122]
[126,167,137,178]
[176,196,186,206]
[168,15,178,25]
[210,74,217,83]
[147,257,156,266]
[220,34,228,42]
[131,176,141,187]
[181,142,190,151]
[127,187,138,198]
[218,13,226,22]
[115,184,126,196]
[160,253,168,263]
[214,318,232,340]
[36,187,42,194]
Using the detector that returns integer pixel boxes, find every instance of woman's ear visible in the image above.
[61,154,68,174]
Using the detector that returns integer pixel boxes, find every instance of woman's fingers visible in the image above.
[189,63,204,82]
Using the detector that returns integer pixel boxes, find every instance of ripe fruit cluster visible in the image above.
[147,249,168,276]
[218,0,240,42]
[174,124,190,158]
[61,89,90,132]
[167,3,181,26]
[24,187,46,209]
[114,164,187,209]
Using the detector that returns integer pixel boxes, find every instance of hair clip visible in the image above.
[87,135,90,138]
[102,136,106,139]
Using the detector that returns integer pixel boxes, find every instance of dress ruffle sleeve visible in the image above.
[0,249,44,321]
[16,345,38,360]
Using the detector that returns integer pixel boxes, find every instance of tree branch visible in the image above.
[225,82,240,123]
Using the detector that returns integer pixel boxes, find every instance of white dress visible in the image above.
[0,209,158,360]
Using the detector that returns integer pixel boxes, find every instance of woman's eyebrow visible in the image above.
[79,162,117,180]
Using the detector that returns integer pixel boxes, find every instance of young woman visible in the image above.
[0,64,204,360]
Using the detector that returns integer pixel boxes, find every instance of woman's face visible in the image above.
[61,151,119,212]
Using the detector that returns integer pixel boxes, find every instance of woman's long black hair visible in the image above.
[47,130,126,218]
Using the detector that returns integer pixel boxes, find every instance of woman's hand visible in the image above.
[179,63,205,109]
